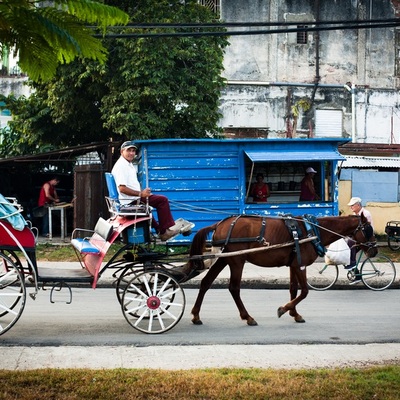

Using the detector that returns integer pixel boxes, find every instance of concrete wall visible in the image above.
[0,77,30,97]
[219,0,400,144]
[339,179,400,235]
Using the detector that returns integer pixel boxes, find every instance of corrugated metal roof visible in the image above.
[341,155,400,168]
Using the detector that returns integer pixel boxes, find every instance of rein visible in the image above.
[189,235,319,261]
[195,214,376,265]
[291,215,376,246]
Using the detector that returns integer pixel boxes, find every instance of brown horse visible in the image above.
[183,214,376,326]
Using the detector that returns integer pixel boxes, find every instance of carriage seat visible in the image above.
[104,172,151,217]
[71,217,114,255]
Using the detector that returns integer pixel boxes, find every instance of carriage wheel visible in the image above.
[115,262,183,306]
[121,269,185,334]
[115,267,141,305]
[0,252,26,335]
[387,236,400,251]
[307,263,339,291]
[360,255,396,291]
[0,250,23,270]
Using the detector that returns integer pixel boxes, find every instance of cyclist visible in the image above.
[345,197,374,271]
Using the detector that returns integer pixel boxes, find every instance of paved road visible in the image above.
[1,287,400,370]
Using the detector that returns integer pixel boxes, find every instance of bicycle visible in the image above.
[307,250,396,291]
[385,221,400,251]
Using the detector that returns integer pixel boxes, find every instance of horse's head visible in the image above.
[352,213,378,257]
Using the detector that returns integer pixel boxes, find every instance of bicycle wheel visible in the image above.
[387,236,400,251]
[307,263,339,291]
[360,255,396,290]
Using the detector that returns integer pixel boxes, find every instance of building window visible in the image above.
[315,109,343,137]
[297,25,308,44]
[198,0,220,15]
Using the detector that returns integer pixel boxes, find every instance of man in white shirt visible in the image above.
[111,141,178,241]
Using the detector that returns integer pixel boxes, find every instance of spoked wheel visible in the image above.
[115,262,186,306]
[0,249,24,270]
[115,267,141,305]
[307,263,339,291]
[360,255,396,291]
[387,236,400,251]
[121,269,186,334]
[0,252,26,335]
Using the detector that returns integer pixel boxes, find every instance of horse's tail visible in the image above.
[175,223,219,281]
[189,223,218,257]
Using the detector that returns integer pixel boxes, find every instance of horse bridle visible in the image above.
[352,218,376,248]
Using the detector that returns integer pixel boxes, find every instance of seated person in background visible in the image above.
[111,141,180,241]
[251,173,270,202]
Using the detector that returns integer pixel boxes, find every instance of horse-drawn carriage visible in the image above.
[0,178,381,337]
[0,174,196,336]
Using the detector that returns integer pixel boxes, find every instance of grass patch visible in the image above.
[1,366,400,399]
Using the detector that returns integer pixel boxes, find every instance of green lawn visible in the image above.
[1,366,400,399]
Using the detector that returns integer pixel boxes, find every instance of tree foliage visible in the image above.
[101,0,228,139]
[0,0,129,82]
[0,0,228,156]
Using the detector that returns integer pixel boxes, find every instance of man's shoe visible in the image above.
[170,218,195,233]
[344,263,356,270]
[159,228,179,241]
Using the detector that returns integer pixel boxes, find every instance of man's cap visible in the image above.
[306,167,317,174]
[348,196,362,206]
[121,141,138,150]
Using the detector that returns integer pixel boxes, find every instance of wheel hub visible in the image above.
[147,296,161,310]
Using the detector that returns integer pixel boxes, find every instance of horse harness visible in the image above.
[211,214,325,265]
[212,215,268,252]
[285,214,325,266]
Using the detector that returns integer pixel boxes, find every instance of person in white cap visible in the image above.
[112,140,179,241]
[347,197,373,226]
[345,196,374,271]
[299,167,320,201]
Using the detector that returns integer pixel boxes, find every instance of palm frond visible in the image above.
[54,0,129,28]
[0,0,128,81]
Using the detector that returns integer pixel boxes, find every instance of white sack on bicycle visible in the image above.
[324,238,351,265]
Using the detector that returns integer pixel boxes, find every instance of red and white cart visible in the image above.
[0,189,193,336]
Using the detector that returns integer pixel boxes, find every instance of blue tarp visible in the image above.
[0,194,26,231]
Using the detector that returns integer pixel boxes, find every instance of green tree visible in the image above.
[0,0,228,155]
[0,0,129,82]
[0,61,110,152]
[101,0,228,139]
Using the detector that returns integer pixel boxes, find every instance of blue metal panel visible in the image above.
[135,138,347,244]
[352,170,398,202]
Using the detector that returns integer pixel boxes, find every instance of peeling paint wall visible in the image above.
[219,0,400,143]
[0,78,30,98]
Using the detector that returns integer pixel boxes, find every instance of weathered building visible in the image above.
[218,0,400,144]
